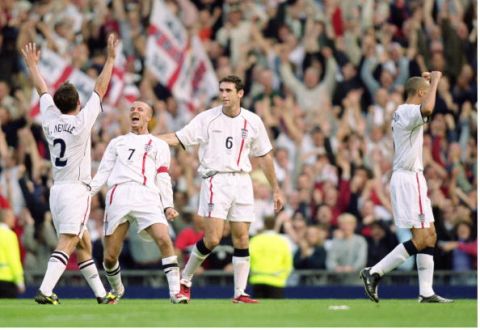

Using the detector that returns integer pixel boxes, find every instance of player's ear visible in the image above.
[237,89,244,98]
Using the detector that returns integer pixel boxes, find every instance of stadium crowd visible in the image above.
[0,0,477,289]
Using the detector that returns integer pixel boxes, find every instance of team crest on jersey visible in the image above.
[241,128,248,139]
[144,143,152,152]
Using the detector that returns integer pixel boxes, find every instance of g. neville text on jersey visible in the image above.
[53,123,76,134]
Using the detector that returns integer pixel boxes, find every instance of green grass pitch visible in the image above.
[0,299,477,327]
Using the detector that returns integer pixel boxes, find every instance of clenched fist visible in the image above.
[164,207,179,221]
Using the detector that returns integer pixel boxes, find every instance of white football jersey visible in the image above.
[391,104,428,172]
[176,106,272,177]
[40,92,101,183]
[90,133,173,208]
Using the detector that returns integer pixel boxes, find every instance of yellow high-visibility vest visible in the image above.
[0,224,24,286]
[249,231,292,288]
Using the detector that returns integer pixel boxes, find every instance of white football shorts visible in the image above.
[104,182,168,240]
[198,172,255,222]
[390,170,434,229]
[50,182,91,238]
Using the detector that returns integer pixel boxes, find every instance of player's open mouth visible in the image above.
[131,117,140,123]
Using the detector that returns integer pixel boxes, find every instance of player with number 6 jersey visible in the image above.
[160,75,284,304]
[175,103,272,178]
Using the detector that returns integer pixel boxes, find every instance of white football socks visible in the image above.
[39,250,69,296]
[78,259,106,298]
[181,242,211,286]
[162,255,180,296]
[370,243,410,276]
[103,261,124,295]
[233,256,250,298]
[417,253,435,297]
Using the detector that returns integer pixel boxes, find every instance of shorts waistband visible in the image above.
[53,180,89,185]
[201,171,246,179]
[393,169,423,174]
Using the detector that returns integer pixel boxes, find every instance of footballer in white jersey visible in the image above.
[160,75,284,304]
[390,103,433,229]
[361,72,453,304]
[41,92,100,184]
[41,91,100,236]
[176,105,273,178]
[90,132,174,238]
[23,35,120,305]
[89,100,188,304]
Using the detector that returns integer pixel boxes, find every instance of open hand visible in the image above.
[106,33,119,59]
[21,42,41,68]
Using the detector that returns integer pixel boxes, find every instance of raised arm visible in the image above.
[256,151,284,213]
[420,71,442,117]
[94,34,119,99]
[21,43,48,95]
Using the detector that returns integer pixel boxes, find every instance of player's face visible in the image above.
[219,82,243,108]
[130,101,151,130]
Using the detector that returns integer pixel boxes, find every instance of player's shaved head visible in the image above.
[132,100,153,118]
[405,77,429,97]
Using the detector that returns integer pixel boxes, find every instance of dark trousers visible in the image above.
[252,284,285,299]
[0,281,18,298]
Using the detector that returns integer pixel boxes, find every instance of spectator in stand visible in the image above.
[438,221,477,271]
[326,213,367,273]
[294,224,328,270]
[366,221,399,267]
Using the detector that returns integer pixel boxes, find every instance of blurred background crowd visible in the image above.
[0,0,477,288]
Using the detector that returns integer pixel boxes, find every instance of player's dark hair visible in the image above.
[53,82,79,114]
[219,75,244,92]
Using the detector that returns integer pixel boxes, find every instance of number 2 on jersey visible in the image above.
[53,138,67,167]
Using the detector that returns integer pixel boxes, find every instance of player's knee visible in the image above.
[204,236,221,249]
[427,231,437,247]
[232,234,249,248]
[411,238,427,251]
[103,252,118,268]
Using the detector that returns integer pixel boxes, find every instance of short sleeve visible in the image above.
[76,92,101,132]
[155,139,171,170]
[175,113,207,147]
[39,93,56,115]
[250,117,272,157]
[399,105,424,130]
